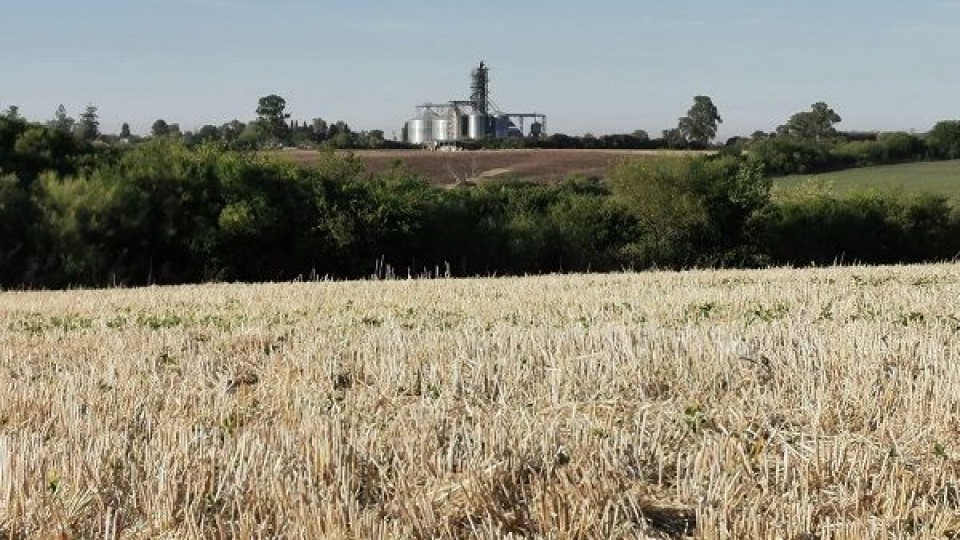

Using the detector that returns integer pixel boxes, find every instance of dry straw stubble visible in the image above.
[1,265,960,538]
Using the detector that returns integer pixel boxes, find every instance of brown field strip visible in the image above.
[279,148,710,184]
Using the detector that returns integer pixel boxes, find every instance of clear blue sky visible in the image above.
[3,0,958,139]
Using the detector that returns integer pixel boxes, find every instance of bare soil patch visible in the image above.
[279,148,708,184]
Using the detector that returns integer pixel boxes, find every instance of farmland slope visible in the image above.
[280,148,708,184]
[773,159,960,204]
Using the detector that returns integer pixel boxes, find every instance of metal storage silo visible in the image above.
[405,119,425,144]
[433,116,453,142]
[405,114,435,145]
[466,112,486,140]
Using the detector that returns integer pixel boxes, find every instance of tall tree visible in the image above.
[219,120,245,142]
[50,105,75,132]
[76,105,100,142]
[256,94,290,142]
[678,96,722,146]
[152,119,170,138]
[777,102,842,141]
[661,128,688,149]
[927,120,960,159]
[197,124,220,142]
[311,118,328,141]
[2,106,21,120]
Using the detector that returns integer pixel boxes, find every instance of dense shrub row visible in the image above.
[1,119,958,289]
[749,121,960,177]
[1,138,649,286]
[756,189,959,266]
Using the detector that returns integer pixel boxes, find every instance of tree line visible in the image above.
[2,106,959,289]
[6,97,400,152]
[11,95,960,171]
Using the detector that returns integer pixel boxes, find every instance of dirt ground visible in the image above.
[279,148,707,184]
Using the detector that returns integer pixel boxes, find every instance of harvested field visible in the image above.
[2,264,960,537]
[280,148,709,184]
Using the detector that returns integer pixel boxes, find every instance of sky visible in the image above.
[2,0,959,139]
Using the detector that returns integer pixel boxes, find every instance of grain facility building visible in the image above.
[402,61,547,147]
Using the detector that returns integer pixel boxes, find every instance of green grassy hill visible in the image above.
[773,160,960,205]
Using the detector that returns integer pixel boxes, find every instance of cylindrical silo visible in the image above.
[466,113,487,140]
[406,112,436,145]
[405,118,427,144]
[433,117,452,142]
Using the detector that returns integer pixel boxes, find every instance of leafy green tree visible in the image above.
[661,128,687,149]
[13,125,80,181]
[877,132,924,162]
[236,123,262,148]
[256,94,290,143]
[545,182,641,271]
[926,120,960,159]
[36,139,226,285]
[75,105,100,142]
[777,102,842,141]
[749,137,832,175]
[151,119,170,138]
[194,125,219,143]
[678,96,722,146]
[311,118,328,141]
[35,170,116,284]
[219,120,245,143]
[611,155,771,266]
[49,105,75,133]
[322,132,354,150]
[0,174,41,284]
[611,158,706,264]
[215,153,347,279]
[755,190,960,266]
[0,116,29,179]
[289,126,314,148]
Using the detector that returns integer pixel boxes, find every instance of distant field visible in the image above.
[773,160,960,204]
[279,148,709,185]
[282,151,960,203]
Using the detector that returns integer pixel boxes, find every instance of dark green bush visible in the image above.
[755,190,959,266]
[927,121,960,160]
[1,137,958,289]
[749,138,835,176]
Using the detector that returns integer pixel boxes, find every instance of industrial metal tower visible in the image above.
[470,61,490,116]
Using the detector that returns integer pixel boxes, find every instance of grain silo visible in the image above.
[402,61,547,147]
